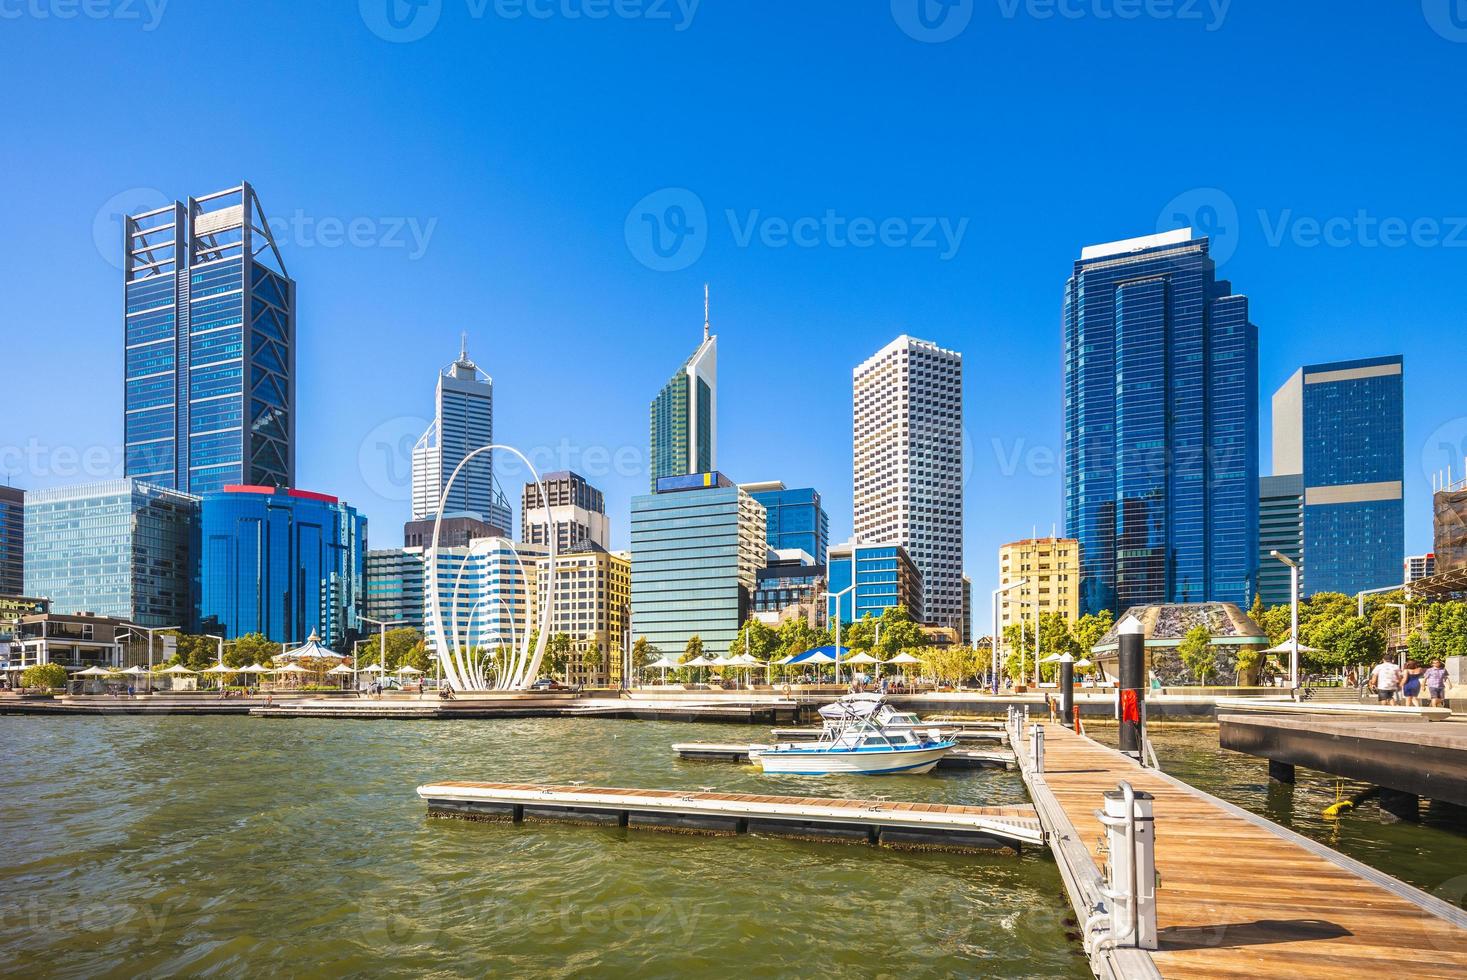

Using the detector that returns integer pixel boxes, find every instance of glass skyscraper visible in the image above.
[365,548,425,631]
[1063,228,1259,616]
[1271,355,1404,597]
[826,541,923,628]
[123,183,295,494]
[1257,474,1304,607]
[411,340,513,534]
[742,482,830,565]
[0,485,22,596]
[196,485,366,648]
[630,473,766,656]
[23,479,197,626]
[649,300,717,491]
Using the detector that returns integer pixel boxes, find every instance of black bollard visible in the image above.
[1117,615,1145,759]
[1058,653,1075,722]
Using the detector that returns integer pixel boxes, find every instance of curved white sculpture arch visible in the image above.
[424,445,556,691]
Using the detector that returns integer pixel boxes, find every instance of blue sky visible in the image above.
[3,1,1465,627]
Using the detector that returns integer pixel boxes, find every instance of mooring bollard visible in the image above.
[1097,781,1158,950]
[1030,723,1045,774]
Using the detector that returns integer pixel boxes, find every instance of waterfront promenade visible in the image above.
[1015,720,1467,978]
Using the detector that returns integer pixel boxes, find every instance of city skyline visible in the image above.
[3,5,1463,620]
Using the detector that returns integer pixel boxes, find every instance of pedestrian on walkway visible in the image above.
[1424,659,1448,709]
[1401,660,1426,707]
[1368,655,1402,704]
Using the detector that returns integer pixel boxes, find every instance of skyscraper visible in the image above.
[649,289,717,490]
[0,485,22,596]
[123,183,295,494]
[1270,356,1404,598]
[740,481,830,565]
[1063,228,1259,615]
[1257,474,1304,607]
[522,471,610,552]
[852,336,964,630]
[411,338,512,534]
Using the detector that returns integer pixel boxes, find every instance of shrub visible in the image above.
[21,663,70,690]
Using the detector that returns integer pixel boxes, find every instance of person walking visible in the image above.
[1424,659,1449,709]
[1401,660,1425,707]
[1368,655,1402,704]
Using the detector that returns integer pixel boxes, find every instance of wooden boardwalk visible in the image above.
[1018,721,1467,978]
[418,780,1043,850]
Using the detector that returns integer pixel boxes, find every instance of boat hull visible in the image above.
[757,742,955,776]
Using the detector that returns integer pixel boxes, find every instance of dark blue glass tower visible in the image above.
[744,483,829,565]
[1270,356,1404,597]
[123,183,295,494]
[1063,229,1259,616]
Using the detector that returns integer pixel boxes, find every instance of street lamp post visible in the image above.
[359,616,397,694]
[119,623,177,693]
[1269,551,1300,690]
[991,579,1028,692]
[823,585,856,687]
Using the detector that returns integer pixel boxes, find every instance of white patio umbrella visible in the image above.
[358,663,386,673]
[842,652,880,665]
[326,663,356,675]
[644,655,680,684]
[272,663,308,674]
[160,663,196,674]
[120,665,150,675]
[73,665,116,676]
[885,651,922,665]
[396,665,424,675]
[201,662,235,689]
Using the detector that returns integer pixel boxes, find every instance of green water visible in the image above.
[1088,722,1467,906]
[0,717,1089,978]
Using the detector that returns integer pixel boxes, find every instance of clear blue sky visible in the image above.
[4,1,1465,630]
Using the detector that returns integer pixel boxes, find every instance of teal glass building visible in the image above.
[1063,229,1259,616]
[365,548,425,631]
[649,319,716,490]
[196,485,365,647]
[23,479,198,626]
[0,485,22,596]
[123,183,295,494]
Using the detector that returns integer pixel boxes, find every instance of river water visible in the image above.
[0,716,1089,979]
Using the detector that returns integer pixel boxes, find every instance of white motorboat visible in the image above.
[757,695,956,776]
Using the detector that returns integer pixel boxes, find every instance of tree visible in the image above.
[1304,614,1383,671]
[1233,646,1261,686]
[730,618,779,661]
[1177,624,1218,685]
[1425,601,1467,659]
[921,645,976,687]
[21,663,68,689]
[544,633,574,680]
[877,606,926,655]
[776,617,823,661]
[683,635,704,661]
[631,636,655,670]
[232,632,277,667]
[1072,610,1113,660]
[1248,593,1266,627]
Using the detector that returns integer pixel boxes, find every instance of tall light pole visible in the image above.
[1269,551,1300,689]
[823,585,856,686]
[119,623,177,694]
[360,615,398,691]
[991,579,1028,692]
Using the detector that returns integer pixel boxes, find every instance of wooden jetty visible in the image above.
[1219,713,1467,820]
[1014,719,1467,979]
[671,741,1013,770]
[417,780,1043,852]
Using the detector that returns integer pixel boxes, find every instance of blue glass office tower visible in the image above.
[196,485,365,647]
[742,482,829,565]
[826,541,923,627]
[1270,356,1404,597]
[1063,229,1259,616]
[124,183,295,495]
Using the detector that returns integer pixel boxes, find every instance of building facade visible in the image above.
[522,471,610,553]
[1405,554,1436,584]
[1063,228,1260,615]
[365,548,425,630]
[826,540,923,628]
[1271,355,1404,598]
[630,473,766,656]
[123,183,295,494]
[853,336,964,630]
[531,547,631,688]
[422,537,546,657]
[0,485,21,596]
[1258,474,1305,607]
[403,514,502,550]
[411,341,513,533]
[196,485,366,648]
[24,480,197,627]
[752,549,826,626]
[649,305,717,490]
[10,612,128,671]
[1436,484,1467,575]
[742,482,830,566]
[997,537,1081,634]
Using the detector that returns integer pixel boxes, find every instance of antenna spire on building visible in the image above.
[460,330,468,362]
[703,283,710,341]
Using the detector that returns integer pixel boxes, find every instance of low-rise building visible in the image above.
[10,612,127,671]
[1405,554,1436,584]
[752,549,826,626]
[998,537,1081,634]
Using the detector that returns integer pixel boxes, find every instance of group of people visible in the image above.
[1366,655,1450,707]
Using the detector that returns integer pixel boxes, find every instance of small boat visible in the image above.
[757,695,956,776]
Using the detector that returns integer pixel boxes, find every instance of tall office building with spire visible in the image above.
[852,336,964,630]
[649,287,718,490]
[411,338,513,534]
[123,182,295,493]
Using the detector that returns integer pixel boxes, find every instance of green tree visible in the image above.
[544,633,574,680]
[1424,601,1467,659]
[1304,614,1384,671]
[1072,610,1113,659]
[631,636,655,670]
[21,663,69,689]
[1407,631,1430,664]
[1177,624,1218,685]
[1248,593,1267,626]
[355,627,427,671]
[920,645,976,687]
[1233,646,1262,685]
[232,632,277,667]
[730,618,779,660]
[776,617,823,661]
[683,635,704,662]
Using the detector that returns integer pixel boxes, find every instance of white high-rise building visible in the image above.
[411,339,513,534]
[852,335,964,630]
